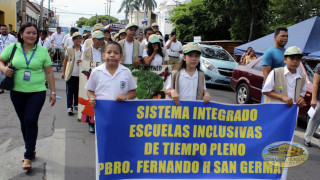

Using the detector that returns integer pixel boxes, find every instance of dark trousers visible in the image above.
[10,90,46,160]
[66,76,79,109]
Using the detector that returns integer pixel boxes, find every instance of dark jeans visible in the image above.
[66,76,79,109]
[10,90,46,160]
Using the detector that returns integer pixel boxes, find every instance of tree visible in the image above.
[76,15,119,27]
[118,0,140,24]
[169,0,231,43]
[269,0,320,30]
[137,0,157,16]
[76,17,88,27]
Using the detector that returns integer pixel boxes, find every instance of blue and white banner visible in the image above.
[95,100,298,179]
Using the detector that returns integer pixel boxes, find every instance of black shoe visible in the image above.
[304,140,311,147]
[74,106,78,111]
[89,124,95,133]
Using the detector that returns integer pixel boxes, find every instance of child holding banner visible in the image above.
[165,42,211,105]
[85,41,137,107]
[262,46,306,107]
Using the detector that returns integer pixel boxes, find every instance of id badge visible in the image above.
[23,71,31,81]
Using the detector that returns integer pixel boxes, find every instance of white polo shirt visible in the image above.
[85,63,137,100]
[0,34,17,54]
[165,69,206,101]
[142,49,166,65]
[38,38,52,49]
[262,66,307,101]
[166,40,182,57]
[80,46,103,62]
[64,36,74,48]
[65,48,82,77]
[124,40,143,64]
[51,32,65,47]
[62,34,71,46]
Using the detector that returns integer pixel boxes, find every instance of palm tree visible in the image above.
[142,0,157,15]
[118,0,140,24]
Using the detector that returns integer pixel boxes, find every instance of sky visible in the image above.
[43,0,164,27]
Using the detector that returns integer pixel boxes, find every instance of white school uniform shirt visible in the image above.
[262,66,307,101]
[165,69,206,101]
[123,40,143,64]
[166,40,182,57]
[51,32,65,47]
[38,38,52,49]
[142,49,166,65]
[80,45,103,62]
[0,34,17,54]
[62,34,71,46]
[65,48,82,77]
[64,36,74,48]
[85,63,137,100]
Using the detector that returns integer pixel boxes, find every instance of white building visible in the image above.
[16,0,40,31]
[128,11,157,34]
[157,0,191,35]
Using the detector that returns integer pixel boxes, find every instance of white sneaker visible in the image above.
[67,108,73,115]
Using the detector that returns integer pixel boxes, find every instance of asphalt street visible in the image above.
[0,72,319,179]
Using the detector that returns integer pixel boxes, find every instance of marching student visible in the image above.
[81,30,105,133]
[118,23,142,66]
[141,27,154,50]
[262,46,306,107]
[61,32,83,115]
[114,29,127,42]
[142,34,166,65]
[38,30,52,52]
[165,42,211,105]
[85,41,137,121]
[166,31,183,69]
[82,23,106,50]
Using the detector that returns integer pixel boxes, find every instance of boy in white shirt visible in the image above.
[262,46,306,107]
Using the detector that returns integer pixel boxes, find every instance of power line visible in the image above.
[55,11,96,16]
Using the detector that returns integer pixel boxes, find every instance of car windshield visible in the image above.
[201,47,234,62]
[302,58,319,83]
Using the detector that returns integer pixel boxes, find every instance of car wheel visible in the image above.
[236,83,251,104]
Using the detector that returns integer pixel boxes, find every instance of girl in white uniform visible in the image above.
[86,42,137,107]
[142,34,166,65]
[165,42,211,105]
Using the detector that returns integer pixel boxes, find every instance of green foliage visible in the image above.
[170,0,319,43]
[268,0,320,31]
[169,0,232,43]
[132,70,163,99]
[76,15,119,27]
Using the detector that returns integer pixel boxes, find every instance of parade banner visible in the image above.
[95,100,299,180]
[78,61,172,123]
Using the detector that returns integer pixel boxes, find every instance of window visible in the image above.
[200,47,234,62]
[252,59,262,71]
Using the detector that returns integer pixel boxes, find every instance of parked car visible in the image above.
[230,56,318,121]
[181,44,238,86]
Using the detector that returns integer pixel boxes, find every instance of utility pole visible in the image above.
[39,0,44,29]
[48,0,50,27]
[108,0,112,24]
[22,0,26,24]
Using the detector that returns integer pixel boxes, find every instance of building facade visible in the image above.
[16,0,40,31]
[0,0,17,32]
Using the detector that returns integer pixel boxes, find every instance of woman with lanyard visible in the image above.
[81,30,105,133]
[0,22,56,170]
[61,32,83,115]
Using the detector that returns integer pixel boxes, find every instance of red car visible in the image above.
[230,56,318,120]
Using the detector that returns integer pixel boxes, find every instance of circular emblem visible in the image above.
[262,141,309,168]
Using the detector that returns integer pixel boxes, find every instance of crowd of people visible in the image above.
[0,22,319,172]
